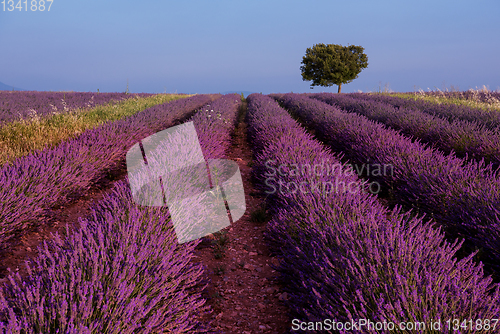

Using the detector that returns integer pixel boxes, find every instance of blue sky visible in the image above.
[1,0,499,94]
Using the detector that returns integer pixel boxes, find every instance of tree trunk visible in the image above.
[338,83,342,93]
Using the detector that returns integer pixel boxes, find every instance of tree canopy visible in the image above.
[300,43,368,93]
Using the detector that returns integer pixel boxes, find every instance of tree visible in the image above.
[300,43,368,93]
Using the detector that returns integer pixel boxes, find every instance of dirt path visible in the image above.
[194,101,290,333]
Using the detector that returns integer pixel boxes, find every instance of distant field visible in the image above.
[392,87,500,111]
[0,93,189,165]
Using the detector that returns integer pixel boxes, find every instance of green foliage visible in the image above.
[211,230,230,259]
[250,202,268,224]
[300,43,368,93]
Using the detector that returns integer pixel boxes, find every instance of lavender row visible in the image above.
[0,95,215,250]
[312,93,500,168]
[189,93,241,159]
[0,180,210,333]
[275,93,500,276]
[246,93,500,332]
[0,95,242,332]
[0,91,152,125]
[362,93,500,129]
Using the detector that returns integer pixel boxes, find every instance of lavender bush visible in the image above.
[0,94,242,333]
[312,93,500,169]
[171,94,242,240]
[246,93,500,333]
[0,91,152,125]
[0,95,215,250]
[275,93,500,278]
[0,180,210,333]
[362,93,500,130]
[189,93,241,159]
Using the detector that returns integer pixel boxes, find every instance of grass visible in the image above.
[211,230,230,259]
[386,89,500,111]
[0,94,191,166]
[250,202,268,224]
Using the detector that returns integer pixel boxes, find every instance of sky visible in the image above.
[0,0,499,94]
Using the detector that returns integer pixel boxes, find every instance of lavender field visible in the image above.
[0,91,499,333]
[0,91,152,125]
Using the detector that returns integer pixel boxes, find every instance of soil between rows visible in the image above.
[194,101,289,333]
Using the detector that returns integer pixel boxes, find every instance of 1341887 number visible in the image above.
[1,0,53,11]
[446,319,498,331]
